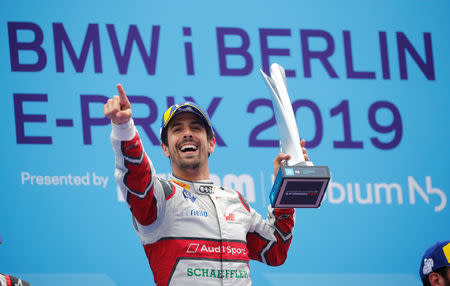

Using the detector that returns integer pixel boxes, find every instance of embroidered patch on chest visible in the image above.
[183,189,196,202]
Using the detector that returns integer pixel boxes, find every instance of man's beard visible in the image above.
[171,139,203,170]
[179,159,201,170]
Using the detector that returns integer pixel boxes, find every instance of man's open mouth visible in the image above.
[179,143,198,153]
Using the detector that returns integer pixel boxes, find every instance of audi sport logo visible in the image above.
[186,243,247,256]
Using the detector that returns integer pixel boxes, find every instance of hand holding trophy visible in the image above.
[260,63,331,208]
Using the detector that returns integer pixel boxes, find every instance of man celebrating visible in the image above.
[104,84,309,285]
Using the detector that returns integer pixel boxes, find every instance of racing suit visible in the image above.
[111,120,295,285]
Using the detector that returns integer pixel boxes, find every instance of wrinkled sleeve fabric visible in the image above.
[246,205,295,266]
[110,119,168,230]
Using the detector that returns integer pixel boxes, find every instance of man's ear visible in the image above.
[428,272,441,286]
[208,137,216,154]
[161,142,170,158]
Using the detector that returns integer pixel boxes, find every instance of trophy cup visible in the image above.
[260,63,331,208]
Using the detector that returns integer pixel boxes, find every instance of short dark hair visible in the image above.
[422,266,449,286]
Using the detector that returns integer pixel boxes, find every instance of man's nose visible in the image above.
[182,127,194,138]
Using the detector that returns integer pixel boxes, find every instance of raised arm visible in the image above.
[246,139,309,266]
[105,84,167,228]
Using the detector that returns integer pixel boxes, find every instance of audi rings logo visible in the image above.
[186,243,247,256]
[198,185,213,193]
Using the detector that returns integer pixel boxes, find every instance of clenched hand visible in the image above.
[273,139,309,175]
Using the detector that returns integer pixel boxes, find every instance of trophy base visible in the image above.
[270,165,331,208]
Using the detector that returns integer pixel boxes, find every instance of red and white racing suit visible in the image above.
[111,120,295,285]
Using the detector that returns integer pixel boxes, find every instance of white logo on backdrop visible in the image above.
[326,176,446,212]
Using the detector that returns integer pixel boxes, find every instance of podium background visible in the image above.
[1,1,449,285]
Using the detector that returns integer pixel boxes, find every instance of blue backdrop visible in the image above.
[1,0,449,285]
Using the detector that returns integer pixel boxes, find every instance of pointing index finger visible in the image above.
[116,83,128,105]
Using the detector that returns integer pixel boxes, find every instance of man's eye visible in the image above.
[192,125,203,131]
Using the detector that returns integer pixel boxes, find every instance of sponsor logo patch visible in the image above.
[186,243,247,256]
[186,243,200,253]
[224,213,236,222]
[186,268,249,279]
[198,185,214,193]
[183,189,196,202]
[176,208,208,218]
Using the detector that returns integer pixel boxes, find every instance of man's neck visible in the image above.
[171,167,210,182]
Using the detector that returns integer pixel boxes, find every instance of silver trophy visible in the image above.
[260,63,330,208]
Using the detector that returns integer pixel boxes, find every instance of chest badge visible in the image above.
[183,189,196,202]
[198,185,214,194]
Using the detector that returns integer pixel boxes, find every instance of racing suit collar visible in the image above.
[169,173,215,194]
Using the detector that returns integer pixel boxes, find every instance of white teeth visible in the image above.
[181,144,197,151]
